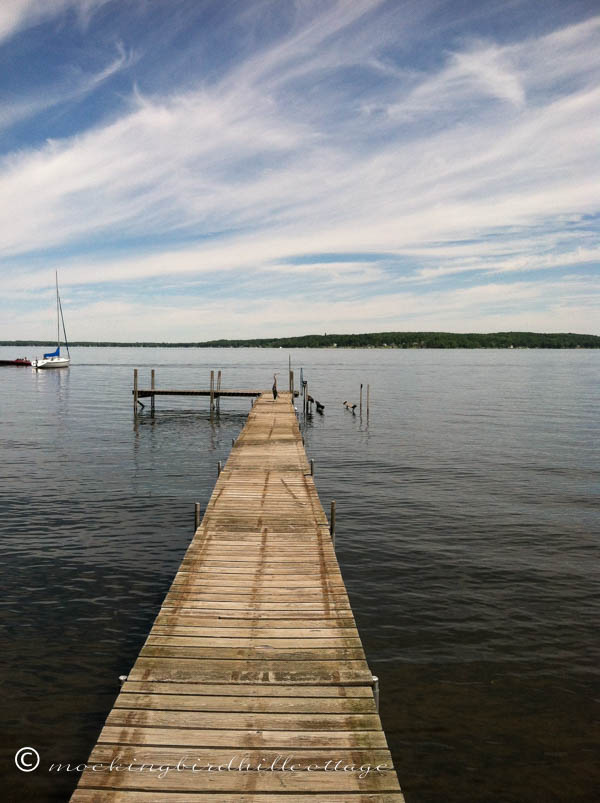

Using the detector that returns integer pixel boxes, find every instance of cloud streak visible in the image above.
[0,0,110,43]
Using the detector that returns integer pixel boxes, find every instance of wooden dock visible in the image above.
[72,391,404,802]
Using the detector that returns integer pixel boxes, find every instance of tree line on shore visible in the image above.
[3,331,599,348]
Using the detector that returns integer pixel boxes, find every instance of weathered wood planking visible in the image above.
[71,391,404,802]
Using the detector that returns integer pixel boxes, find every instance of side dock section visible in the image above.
[72,391,404,801]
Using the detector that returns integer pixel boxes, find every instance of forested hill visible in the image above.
[3,332,599,348]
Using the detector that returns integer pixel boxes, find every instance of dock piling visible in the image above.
[194,502,201,530]
[217,460,222,476]
[133,369,138,414]
[209,370,215,411]
[310,458,314,476]
[150,369,155,415]
[330,500,336,547]
[372,675,380,711]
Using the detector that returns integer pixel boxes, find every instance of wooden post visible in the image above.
[330,500,336,547]
[210,370,215,411]
[310,458,314,476]
[290,370,294,396]
[150,369,155,415]
[133,369,138,414]
[194,503,201,530]
[367,384,370,416]
[360,383,363,416]
[217,460,222,476]
[216,370,222,412]
[372,675,379,711]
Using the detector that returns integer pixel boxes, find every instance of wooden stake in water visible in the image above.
[133,368,138,414]
[310,458,314,476]
[150,369,155,415]
[330,500,336,547]
[217,460,222,476]
[360,383,363,416]
[367,384,370,416]
[194,502,201,530]
[210,370,215,411]
[216,370,222,412]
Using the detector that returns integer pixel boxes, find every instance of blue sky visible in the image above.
[0,0,598,340]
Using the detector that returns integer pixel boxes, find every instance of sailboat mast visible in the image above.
[55,271,60,348]
[57,282,70,358]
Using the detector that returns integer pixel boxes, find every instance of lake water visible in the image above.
[1,346,598,802]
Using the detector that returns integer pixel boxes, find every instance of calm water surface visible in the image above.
[1,347,598,802]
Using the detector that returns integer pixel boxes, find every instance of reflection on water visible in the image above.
[1,347,598,802]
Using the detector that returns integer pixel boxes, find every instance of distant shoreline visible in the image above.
[2,331,599,349]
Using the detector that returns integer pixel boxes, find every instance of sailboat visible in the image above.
[32,273,70,369]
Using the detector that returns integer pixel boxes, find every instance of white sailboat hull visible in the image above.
[33,356,70,369]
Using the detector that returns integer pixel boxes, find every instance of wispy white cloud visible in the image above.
[0,0,110,43]
[0,42,136,131]
[13,276,593,342]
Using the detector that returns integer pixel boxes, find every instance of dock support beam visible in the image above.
[310,458,314,476]
[150,369,155,415]
[194,502,201,530]
[210,370,215,411]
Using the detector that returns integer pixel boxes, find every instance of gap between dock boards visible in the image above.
[71,388,403,801]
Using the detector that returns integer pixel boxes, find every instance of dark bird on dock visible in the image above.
[343,401,357,412]
[272,373,278,401]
